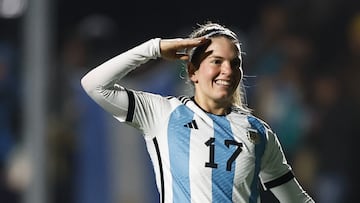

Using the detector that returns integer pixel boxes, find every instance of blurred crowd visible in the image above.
[1,1,360,203]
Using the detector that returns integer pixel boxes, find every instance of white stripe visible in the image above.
[146,116,174,202]
[186,101,213,124]
[144,138,162,196]
[189,114,214,203]
[162,118,173,203]
[228,113,259,203]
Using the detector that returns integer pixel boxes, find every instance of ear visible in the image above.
[187,63,198,83]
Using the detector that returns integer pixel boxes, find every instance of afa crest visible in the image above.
[247,130,260,144]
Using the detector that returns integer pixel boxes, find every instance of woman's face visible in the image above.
[190,36,241,106]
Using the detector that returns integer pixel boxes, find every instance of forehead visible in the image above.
[205,37,239,57]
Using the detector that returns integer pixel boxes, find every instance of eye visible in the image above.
[211,59,222,65]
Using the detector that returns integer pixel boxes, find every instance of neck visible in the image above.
[192,96,231,115]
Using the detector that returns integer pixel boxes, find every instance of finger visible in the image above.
[173,37,209,58]
[176,53,190,61]
[177,37,208,49]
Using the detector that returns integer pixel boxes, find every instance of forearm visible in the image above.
[270,178,315,203]
[81,38,161,93]
[80,38,161,119]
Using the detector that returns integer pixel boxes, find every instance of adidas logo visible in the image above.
[184,120,198,129]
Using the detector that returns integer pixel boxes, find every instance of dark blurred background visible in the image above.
[1,0,360,202]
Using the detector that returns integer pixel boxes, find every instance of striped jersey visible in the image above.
[80,38,308,203]
[118,90,292,203]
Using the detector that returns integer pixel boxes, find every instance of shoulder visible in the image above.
[246,115,276,143]
[230,108,272,133]
[246,114,270,130]
[164,95,192,105]
[127,89,176,110]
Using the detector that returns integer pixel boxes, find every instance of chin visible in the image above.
[214,94,232,102]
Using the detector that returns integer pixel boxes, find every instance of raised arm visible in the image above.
[81,38,162,95]
[80,38,162,121]
[80,37,208,121]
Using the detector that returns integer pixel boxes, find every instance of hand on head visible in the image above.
[160,37,209,61]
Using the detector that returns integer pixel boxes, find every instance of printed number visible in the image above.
[205,138,218,168]
[205,138,243,171]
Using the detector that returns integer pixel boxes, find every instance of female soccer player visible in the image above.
[81,22,315,203]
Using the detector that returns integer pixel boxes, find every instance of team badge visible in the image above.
[247,130,260,144]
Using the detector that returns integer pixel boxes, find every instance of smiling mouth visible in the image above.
[215,79,231,86]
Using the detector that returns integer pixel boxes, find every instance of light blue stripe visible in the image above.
[208,114,235,202]
[168,105,194,203]
[247,116,267,203]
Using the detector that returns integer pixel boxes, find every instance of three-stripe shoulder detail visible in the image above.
[177,95,191,105]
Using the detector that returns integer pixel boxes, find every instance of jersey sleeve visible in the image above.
[259,126,315,202]
[80,38,165,133]
[269,178,315,203]
[259,127,293,187]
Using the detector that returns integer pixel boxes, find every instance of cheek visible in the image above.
[199,70,216,83]
[198,64,218,79]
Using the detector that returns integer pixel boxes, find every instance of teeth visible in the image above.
[215,80,231,85]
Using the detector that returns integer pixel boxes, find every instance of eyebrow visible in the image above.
[199,50,213,62]
[207,53,237,61]
[208,55,224,59]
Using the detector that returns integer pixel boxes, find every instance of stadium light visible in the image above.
[0,0,27,18]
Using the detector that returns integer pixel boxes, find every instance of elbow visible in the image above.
[80,74,105,101]
[80,74,92,94]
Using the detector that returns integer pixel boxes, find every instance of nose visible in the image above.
[221,61,233,75]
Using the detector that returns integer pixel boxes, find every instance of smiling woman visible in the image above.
[186,31,243,115]
[187,36,242,114]
[80,21,315,203]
